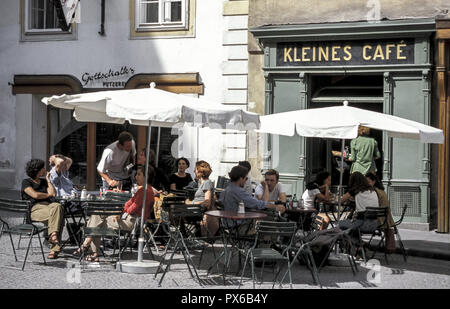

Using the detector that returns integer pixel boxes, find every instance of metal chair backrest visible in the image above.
[0,198,32,224]
[105,191,132,201]
[256,221,297,237]
[169,189,188,198]
[168,203,205,219]
[162,196,186,211]
[395,204,408,226]
[364,207,388,220]
[216,176,230,189]
[84,201,124,217]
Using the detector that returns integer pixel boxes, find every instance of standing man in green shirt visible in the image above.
[349,126,381,175]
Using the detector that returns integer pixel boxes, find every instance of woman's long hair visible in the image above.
[348,171,373,196]
[365,172,384,190]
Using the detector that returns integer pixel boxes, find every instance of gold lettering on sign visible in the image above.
[312,46,316,61]
[294,48,301,61]
[302,47,311,62]
[385,44,395,60]
[373,45,384,60]
[332,46,341,61]
[397,43,407,60]
[343,45,352,61]
[363,45,372,60]
[319,46,329,61]
[284,48,293,62]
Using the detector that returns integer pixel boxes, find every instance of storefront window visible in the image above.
[308,74,384,185]
[48,107,87,187]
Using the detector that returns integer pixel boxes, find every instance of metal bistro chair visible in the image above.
[239,221,297,289]
[155,197,205,287]
[80,201,126,267]
[0,198,47,271]
[281,214,324,287]
[357,207,389,263]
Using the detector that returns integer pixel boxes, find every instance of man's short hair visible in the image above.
[238,160,251,172]
[265,169,279,181]
[118,131,134,146]
[228,165,249,182]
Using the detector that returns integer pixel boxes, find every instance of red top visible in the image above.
[123,187,154,220]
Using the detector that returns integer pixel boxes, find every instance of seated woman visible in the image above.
[301,171,332,230]
[21,159,64,259]
[339,172,379,234]
[76,165,155,262]
[302,171,332,210]
[341,172,379,214]
[365,173,396,253]
[187,160,217,236]
[169,157,193,191]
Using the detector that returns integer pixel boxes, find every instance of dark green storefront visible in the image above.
[251,19,438,229]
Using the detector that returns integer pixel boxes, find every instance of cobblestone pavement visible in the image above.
[0,232,449,289]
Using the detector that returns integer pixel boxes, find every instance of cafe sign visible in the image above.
[81,66,135,88]
[277,39,414,66]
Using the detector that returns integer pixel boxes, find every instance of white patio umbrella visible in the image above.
[258,100,444,224]
[42,83,260,274]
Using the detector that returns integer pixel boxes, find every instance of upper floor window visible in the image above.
[26,0,61,32]
[135,0,188,31]
[21,0,77,41]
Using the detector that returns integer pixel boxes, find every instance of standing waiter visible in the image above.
[97,131,136,191]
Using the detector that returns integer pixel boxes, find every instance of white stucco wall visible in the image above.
[0,0,248,189]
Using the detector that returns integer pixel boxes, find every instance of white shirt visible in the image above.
[243,177,253,195]
[255,182,285,201]
[302,189,321,210]
[97,140,136,180]
[355,190,379,212]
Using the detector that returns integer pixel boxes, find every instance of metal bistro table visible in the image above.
[285,207,317,235]
[319,200,355,227]
[205,210,267,285]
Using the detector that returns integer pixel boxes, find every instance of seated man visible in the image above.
[49,154,75,196]
[220,165,285,235]
[255,169,286,203]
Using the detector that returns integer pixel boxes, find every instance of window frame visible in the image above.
[135,0,189,31]
[21,0,77,42]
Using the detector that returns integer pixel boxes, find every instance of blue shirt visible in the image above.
[50,167,75,196]
[219,182,267,226]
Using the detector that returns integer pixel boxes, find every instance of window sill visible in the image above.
[21,26,78,42]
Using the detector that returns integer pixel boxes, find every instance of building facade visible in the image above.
[0,1,250,191]
[247,0,450,231]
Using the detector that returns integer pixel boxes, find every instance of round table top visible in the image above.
[286,207,317,214]
[206,210,267,220]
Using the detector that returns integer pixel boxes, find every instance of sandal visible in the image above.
[48,233,60,246]
[85,254,99,263]
[47,251,59,259]
[73,245,90,257]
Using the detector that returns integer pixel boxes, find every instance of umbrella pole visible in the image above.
[337,138,345,224]
[118,121,159,274]
[333,139,345,256]
[138,121,152,263]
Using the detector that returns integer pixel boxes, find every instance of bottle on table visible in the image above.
[292,194,298,209]
[238,200,245,214]
[81,186,87,200]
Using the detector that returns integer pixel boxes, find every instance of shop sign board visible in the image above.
[277,39,414,66]
[81,66,136,88]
